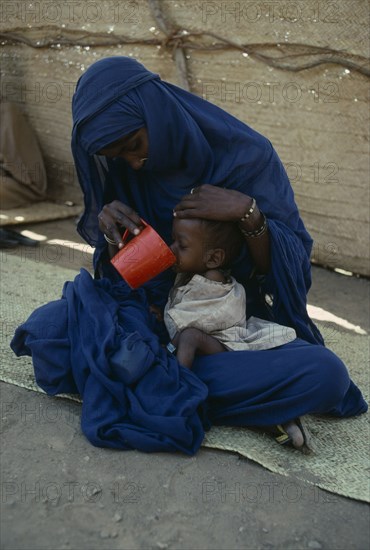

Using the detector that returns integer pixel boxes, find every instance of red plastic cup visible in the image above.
[110,219,176,289]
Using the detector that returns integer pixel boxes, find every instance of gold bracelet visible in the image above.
[240,198,256,222]
[239,213,268,238]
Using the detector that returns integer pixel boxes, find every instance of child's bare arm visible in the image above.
[173,327,226,369]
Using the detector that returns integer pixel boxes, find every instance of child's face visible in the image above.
[170,218,209,274]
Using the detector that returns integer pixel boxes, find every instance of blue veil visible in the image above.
[71,56,323,344]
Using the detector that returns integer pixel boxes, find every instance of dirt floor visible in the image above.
[1,217,369,550]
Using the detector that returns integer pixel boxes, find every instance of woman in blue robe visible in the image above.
[11,57,367,454]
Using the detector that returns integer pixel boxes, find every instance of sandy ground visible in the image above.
[1,217,369,550]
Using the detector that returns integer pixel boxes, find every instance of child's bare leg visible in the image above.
[175,327,226,369]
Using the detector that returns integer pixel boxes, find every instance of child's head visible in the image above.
[170,217,243,274]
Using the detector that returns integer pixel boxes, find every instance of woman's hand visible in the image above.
[173,184,252,222]
[98,200,143,249]
[174,184,271,274]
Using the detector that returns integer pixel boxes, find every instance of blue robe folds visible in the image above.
[11,57,367,454]
[12,270,207,453]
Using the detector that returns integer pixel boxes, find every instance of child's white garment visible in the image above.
[164,273,296,351]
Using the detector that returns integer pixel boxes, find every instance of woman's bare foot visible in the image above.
[281,420,304,449]
[253,418,314,454]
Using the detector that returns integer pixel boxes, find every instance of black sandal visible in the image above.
[0,228,39,247]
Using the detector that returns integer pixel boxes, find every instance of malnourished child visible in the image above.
[164,217,296,369]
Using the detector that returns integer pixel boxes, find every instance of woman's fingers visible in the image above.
[98,211,125,248]
[106,221,125,248]
[173,186,207,217]
[113,202,143,233]
[98,201,143,248]
[174,185,249,221]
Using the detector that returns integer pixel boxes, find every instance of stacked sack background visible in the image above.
[0,0,369,275]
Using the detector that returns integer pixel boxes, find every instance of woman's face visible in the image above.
[170,218,209,274]
[98,127,149,170]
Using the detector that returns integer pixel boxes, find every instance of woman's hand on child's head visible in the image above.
[173,184,252,223]
[98,200,143,248]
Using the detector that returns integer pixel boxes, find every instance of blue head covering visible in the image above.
[72,56,323,344]
[73,56,291,243]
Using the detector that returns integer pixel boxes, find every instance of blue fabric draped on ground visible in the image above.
[11,269,208,454]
